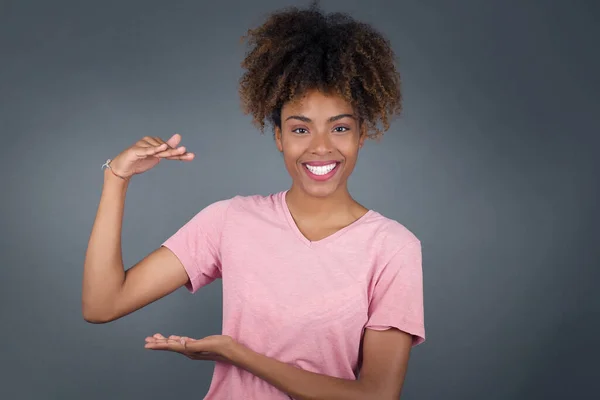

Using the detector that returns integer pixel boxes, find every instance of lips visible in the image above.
[303,160,340,167]
[301,161,341,181]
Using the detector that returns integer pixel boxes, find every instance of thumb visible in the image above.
[166,133,182,148]
[180,336,195,349]
[182,338,213,354]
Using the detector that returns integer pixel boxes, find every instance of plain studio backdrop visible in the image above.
[1,0,598,399]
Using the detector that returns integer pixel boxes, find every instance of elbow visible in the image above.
[82,312,111,324]
[81,302,116,324]
[365,392,398,400]
[362,393,391,400]
[358,380,402,400]
[83,315,108,324]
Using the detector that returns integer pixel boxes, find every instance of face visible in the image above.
[275,89,366,198]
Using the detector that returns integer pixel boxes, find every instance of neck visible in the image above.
[285,184,356,219]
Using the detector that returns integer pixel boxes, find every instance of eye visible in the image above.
[292,127,309,134]
[333,126,350,133]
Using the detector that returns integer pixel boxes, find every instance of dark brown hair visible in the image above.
[239,2,402,139]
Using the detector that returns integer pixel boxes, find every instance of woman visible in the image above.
[83,3,425,399]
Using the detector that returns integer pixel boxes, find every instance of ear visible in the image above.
[275,126,284,152]
[358,125,367,148]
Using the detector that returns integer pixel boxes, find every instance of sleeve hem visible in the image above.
[161,242,202,293]
[364,321,426,347]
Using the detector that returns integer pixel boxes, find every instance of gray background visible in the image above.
[1,0,598,399]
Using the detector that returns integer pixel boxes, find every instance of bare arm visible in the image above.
[82,169,188,323]
[228,327,413,400]
[82,134,194,323]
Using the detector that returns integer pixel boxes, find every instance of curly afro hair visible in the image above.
[239,2,402,140]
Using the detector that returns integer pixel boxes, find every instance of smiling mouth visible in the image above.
[304,162,339,176]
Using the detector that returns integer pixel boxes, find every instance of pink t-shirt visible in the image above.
[162,191,425,399]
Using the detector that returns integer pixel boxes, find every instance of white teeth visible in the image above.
[305,163,337,175]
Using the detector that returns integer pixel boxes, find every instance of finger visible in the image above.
[169,335,181,340]
[161,153,195,162]
[156,148,195,161]
[146,134,180,151]
[153,137,177,154]
[135,137,159,149]
[151,134,192,160]
[154,145,187,158]
[145,339,180,350]
[146,339,168,347]
[134,143,168,158]
[151,135,180,150]
[182,338,211,353]
[145,341,166,349]
[136,138,153,147]
[143,136,162,147]
[153,333,166,339]
[166,133,182,148]
[166,337,185,349]
[179,336,196,346]
[145,343,177,351]
[164,152,195,161]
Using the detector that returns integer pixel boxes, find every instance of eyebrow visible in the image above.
[285,114,355,123]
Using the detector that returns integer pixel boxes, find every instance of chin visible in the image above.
[298,179,344,198]
[287,162,349,198]
[303,186,337,198]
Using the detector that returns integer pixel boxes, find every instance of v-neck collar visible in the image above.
[280,190,374,248]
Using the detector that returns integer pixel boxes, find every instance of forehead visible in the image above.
[282,89,354,116]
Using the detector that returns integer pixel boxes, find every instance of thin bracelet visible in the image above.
[101,159,128,180]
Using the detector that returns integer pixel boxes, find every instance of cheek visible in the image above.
[281,142,302,168]
[284,154,297,170]
[336,139,360,163]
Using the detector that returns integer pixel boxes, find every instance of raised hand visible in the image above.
[108,134,195,179]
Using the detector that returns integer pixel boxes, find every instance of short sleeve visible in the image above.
[161,199,231,293]
[365,240,425,346]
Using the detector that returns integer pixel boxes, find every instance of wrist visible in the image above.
[102,158,130,181]
[103,168,130,187]
[225,339,251,368]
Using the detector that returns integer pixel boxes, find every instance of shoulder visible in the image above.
[364,209,419,244]
[194,191,285,225]
[177,192,284,236]
[222,191,285,219]
[362,210,421,263]
[199,191,284,212]
[227,191,283,211]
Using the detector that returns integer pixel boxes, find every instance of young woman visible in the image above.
[83,4,425,399]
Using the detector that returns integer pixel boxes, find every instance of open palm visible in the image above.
[144,333,234,363]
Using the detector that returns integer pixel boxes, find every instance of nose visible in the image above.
[309,131,333,155]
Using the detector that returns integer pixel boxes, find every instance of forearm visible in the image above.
[230,344,376,400]
[82,169,130,321]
